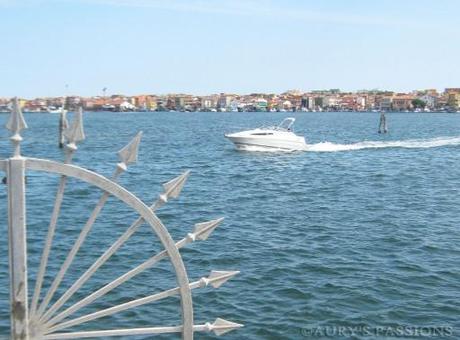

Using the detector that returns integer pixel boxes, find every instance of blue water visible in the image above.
[0,111,460,339]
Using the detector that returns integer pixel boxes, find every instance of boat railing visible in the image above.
[276,118,296,131]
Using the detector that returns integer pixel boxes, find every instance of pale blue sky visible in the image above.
[1,0,459,98]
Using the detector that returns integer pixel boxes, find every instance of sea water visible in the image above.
[0,111,459,339]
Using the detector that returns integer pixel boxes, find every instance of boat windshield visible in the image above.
[277,118,295,131]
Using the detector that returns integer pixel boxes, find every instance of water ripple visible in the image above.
[0,112,459,338]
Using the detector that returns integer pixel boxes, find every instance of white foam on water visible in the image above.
[304,136,460,152]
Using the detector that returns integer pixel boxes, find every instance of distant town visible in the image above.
[1,88,460,113]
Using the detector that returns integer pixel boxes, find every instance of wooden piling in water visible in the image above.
[378,112,388,134]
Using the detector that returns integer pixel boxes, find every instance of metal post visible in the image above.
[7,157,29,340]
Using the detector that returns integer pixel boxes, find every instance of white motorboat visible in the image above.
[225,117,307,151]
[47,106,65,114]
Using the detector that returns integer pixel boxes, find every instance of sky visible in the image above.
[0,0,459,98]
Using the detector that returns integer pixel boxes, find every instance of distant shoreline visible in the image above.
[2,88,460,113]
[1,109,459,114]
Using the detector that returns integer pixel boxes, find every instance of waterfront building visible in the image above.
[340,95,361,111]
[218,94,234,109]
[364,94,376,110]
[314,97,324,108]
[120,101,136,111]
[130,95,156,111]
[378,96,393,111]
[255,98,268,111]
[275,99,289,111]
[175,96,186,110]
[167,95,196,111]
[166,97,176,110]
[446,88,460,108]
[292,96,303,110]
[229,99,239,111]
[148,99,158,111]
[418,94,437,109]
[82,97,105,110]
[445,88,460,93]
[146,96,158,111]
[447,93,460,108]
[201,96,216,111]
[322,95,340,109]
[155,96,168,111]
[356,96,366,110]
[301,97,308,109]
[392,94,415,111]
[436,94,448,109]
[417,89,439,97]
[267,97,279,111]
[5,87,460,113]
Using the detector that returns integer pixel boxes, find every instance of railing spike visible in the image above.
[193,217,224,241]
[200,270,240,289]
[64,107,85,148]
[6,97,28,157]
[151,170,190,211]
[6,97,28,134]
[210,318,244,336]
[161,170,190,200]
[117,131,143,170]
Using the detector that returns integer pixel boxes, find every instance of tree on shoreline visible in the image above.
[412,98,426,108]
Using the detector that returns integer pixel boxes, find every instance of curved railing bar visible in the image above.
[25,158,194,340]
[40,172,189,323]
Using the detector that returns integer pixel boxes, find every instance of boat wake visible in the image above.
[304,136,460,152]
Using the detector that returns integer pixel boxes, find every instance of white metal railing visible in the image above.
[1,98,242,339]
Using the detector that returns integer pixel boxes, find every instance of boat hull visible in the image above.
[225,134,306,151]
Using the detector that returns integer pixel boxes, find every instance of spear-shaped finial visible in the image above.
[6,97,28,157]
[204,318,244,336]
[64,107,85,152]
[151,170,190,211]
[117,131,143,171]
[180,217,224,246]
[160,170,190,202]
[193,217,224,241]
[199,270,240,289]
